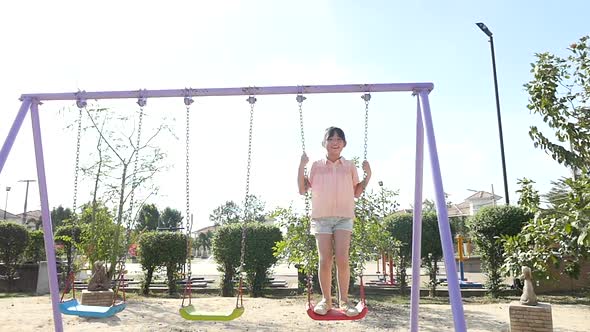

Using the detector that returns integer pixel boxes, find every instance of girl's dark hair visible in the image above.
[322,127,346,147]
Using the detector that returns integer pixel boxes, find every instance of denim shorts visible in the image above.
[310,217,354,234]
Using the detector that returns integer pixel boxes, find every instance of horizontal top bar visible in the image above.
[20,83,434,101]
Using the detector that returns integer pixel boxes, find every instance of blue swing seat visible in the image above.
[59,299,126,318]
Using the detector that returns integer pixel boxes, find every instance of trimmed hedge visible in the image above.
[213,223,282,297]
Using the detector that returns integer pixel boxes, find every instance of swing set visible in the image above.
[0,82,467,332]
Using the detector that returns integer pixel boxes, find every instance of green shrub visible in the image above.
[243,223,282,297]
[385,212,413,294]
[25,230,45,263]
[0,222,30,289]
[213,224,243,297]
[421,212,450,297]
[213,222,283,297]
[467,205,531,297]
[138,231,187,295]
[162,232,187,295]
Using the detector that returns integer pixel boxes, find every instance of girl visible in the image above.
[297,126,371,316]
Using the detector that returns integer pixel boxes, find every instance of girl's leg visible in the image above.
[316,233,334,306]
[333,230,352,303]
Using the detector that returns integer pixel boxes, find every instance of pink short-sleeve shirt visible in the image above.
[308,157,360,219]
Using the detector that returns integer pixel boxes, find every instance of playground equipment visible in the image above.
[1,83,467,332]
[456,234,483,289]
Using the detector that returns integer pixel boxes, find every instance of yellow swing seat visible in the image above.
[179,304,245,321]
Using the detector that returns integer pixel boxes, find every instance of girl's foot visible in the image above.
[313,299,332,315]
[340,300,359,317]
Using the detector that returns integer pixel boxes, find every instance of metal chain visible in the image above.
[296,94,311,219]
[234,95,256,308]
[362,93,371,163]
[359,93,371,280]
[240,96,256,270]
[297,94,315,303]
[72,98,86,215]
[127,96,146,228]
[184,93,194,296]
[69,96,85,277]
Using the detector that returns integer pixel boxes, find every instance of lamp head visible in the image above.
[476,22,493,37]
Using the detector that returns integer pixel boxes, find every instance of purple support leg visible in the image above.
[419,90,467,332]
[0,99,32,173]
[410,94,424,332]
[30,100,64,332]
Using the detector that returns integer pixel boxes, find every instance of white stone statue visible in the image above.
[88,261,111,291]
[519,266,537,306]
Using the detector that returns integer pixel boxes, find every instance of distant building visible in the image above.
[193,225,217,236]
[1,209,20,222]
[1,209,42,231]
[447,191,502,217]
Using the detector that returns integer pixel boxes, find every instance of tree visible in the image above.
[210,195,266,226]
[504,176,590,283]
[159,207,183,230]
[51,206,73,230]
[353,184,400,290]
[516,178,540,215]
[524,35,590,174]
[81,105,172,276]
[243,194,266,223]
[135,204,160,231]
[210,201,241,225]
[78,202,125,277]
[504,35,590,285]
[272,206,318,291]
[468,206,531,297]
[54,223,82,275]
[0,223,29,289]
[421,199,436,213]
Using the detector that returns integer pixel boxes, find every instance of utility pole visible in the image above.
[19,179,36,223]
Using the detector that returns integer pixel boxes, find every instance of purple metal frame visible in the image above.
[410,94,425,332]
[0,83,466,332]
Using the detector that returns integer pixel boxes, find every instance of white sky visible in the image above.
[0,0,577,230]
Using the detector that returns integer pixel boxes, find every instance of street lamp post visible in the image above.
[476,22,510,205]
[3,186,10,220]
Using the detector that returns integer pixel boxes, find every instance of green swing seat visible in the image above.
[179,304,244,321]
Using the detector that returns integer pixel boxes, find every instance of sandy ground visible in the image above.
[1,296,589,332]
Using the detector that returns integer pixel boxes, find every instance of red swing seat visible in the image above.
[306,301,368,321]
[305,275,369,321]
